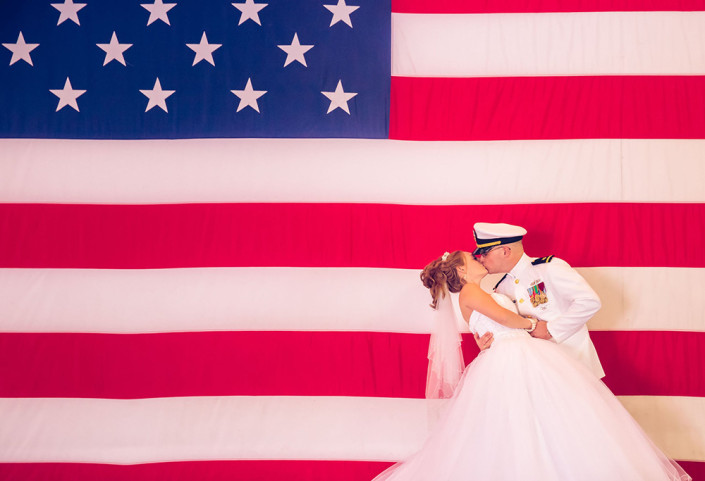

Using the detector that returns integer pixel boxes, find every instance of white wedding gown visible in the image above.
[373,293,691,481]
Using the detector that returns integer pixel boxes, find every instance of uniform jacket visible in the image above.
[495,253,605,378]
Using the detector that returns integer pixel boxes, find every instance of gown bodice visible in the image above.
[467,293,531,340]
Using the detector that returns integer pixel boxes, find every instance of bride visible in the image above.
[373,250,690,481]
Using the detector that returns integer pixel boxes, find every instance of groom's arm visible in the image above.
[541,258,601,343]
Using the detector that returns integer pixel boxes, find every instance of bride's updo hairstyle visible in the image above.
[420,250,465,309]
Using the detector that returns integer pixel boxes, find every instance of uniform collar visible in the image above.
[508,253,532,279]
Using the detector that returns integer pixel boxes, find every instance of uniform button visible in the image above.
[519,299,524,303]
[515,279,520,284]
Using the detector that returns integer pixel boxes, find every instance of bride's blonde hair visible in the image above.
[420,250,465,309]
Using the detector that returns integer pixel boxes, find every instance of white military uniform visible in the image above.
[494,253,605,379]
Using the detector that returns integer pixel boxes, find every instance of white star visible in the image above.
[3,32,39,66]
[277,33,313,67]
[232,0,267,26]
[321,80,357,114]
[231,78,266,113]
[49,77,86,112]
[140,78,175,112]
[323,0,359,28]
[141,0,177,26]
[186,32,222,66]
[51,0,87,26]
[96,32,132,66]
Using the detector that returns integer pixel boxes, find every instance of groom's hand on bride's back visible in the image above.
[474,332,493,351]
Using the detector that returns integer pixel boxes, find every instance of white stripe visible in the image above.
[0,267,432,333]
[619,396,705,462]
[392,12,705,77]
[621,139,705,202]
[582,267,705,332]
[2,139,705,204]
[0,395,701,463]
[1,267,702,333]
[0,396,429,463]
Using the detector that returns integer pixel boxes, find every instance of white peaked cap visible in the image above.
[472,222,527,255]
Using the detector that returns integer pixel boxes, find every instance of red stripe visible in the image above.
[678,461,705,480]
[390,76,705,141]
[392,0,705,13]
[0,460,700,481]
[594,331,705,397]
[1,331,702,399]
[0,461,394,481]
[0,332,433,399]
[1,203,704,268]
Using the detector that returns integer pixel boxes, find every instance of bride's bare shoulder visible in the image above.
[460,282,484,293]
[459,283,488,307]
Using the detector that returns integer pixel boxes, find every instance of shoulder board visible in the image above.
[493,274,508,291]
[531,255,554,265]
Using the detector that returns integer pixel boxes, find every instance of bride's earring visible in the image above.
[458,267,466,281]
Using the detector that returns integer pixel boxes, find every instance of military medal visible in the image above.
[527,281,548,308]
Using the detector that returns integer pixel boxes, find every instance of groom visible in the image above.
[472,222,605,378]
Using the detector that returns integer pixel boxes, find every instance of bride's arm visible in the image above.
[459,283,532,329]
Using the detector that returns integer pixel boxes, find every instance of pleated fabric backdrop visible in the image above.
[1,0,705,479]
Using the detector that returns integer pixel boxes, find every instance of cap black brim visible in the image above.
[472,235,525,256]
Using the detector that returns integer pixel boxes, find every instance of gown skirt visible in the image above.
[373,330,691,481]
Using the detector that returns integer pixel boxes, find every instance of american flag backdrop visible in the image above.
[1,0,705,479]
